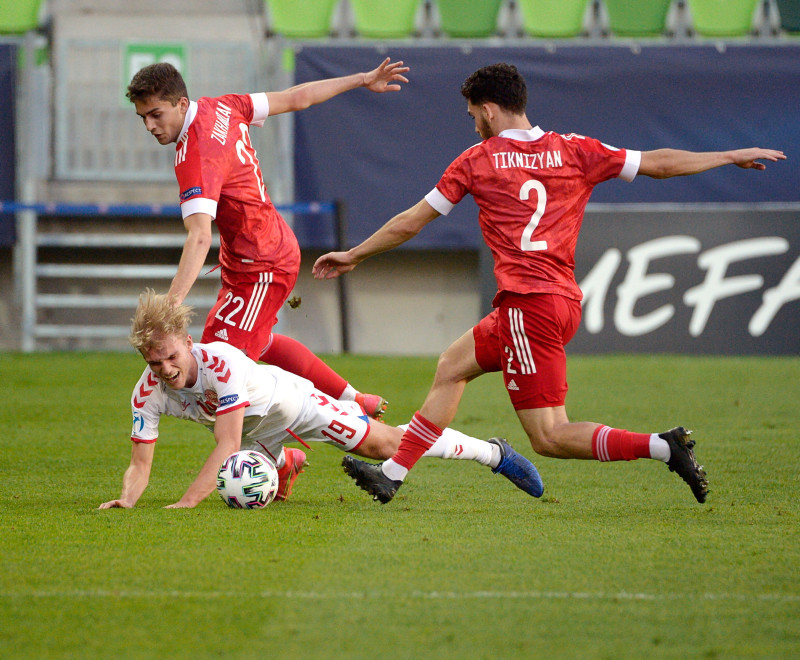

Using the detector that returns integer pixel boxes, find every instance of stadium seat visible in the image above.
[350,0,420,38]
[0,0,41,33]
[437,0,503,38]
[518,0,591,38]
[266,0,338,38]
[604,0,673,37]
[776,0,800,32]
[686,0,759,36]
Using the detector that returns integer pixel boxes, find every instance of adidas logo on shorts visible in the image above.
[507,379,519,391]
[214,328,229,341]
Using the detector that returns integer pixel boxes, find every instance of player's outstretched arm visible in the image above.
[168,213,213,305]
[165,408,244,509]
[313,199,439,280]
[98,442,155,509]
[639,147,786,179]
[266,57,409,116]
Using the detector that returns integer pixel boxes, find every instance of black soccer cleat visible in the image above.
[342,455,402,504]
[660,426,709,503]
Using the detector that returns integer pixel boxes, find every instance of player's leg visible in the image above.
[342,418,543,502]
[243,441,307,503]
[260,333,387,419]
[382,325,485,479]
[516,407,707,502]
[341,312,543,502]
[505,293,707,502]
[285,392,497,465]
[274,445,307,502]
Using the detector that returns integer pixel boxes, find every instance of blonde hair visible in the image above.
[129,288,195,352]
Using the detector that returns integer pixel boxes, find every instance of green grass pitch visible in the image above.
[1,351,799,658]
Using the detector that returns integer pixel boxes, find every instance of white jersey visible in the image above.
[129,341,370,461]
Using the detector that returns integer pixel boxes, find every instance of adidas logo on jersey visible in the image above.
[214,328,229,341]
[507,379,519,391]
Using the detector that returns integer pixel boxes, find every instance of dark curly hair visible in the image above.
[460,63,527,115]
[126,62,188,105]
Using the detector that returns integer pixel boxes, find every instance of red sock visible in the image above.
[592,425,652,462]
[393,412,443,471]
[259,334,347,398]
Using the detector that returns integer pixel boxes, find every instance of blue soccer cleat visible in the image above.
[488,437,544,498]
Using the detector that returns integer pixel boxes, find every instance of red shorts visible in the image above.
[473,292,581,410]
[201,267,297,360]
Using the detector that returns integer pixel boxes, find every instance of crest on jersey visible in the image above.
[203,389,219,408]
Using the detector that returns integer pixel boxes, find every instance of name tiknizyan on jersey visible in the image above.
[493,150,563,170]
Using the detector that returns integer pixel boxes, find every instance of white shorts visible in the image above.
[242,389,370,462]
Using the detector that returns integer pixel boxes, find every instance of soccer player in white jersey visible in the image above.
[126,57,410,421]
[98,290,544,509]
[313,62,786,505]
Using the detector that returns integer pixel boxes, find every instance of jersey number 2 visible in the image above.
[236,124,267,202]
[519,179,548,252]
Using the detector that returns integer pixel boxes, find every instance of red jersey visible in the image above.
[425,126,640,301]
[174,93,301,276]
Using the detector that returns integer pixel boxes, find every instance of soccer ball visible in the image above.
[216,450,280,509]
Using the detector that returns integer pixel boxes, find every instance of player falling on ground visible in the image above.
[98,290,543,509]
[313,62,787,505]
[126,58,411,420]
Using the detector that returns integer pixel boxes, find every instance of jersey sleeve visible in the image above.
[425,146,479,216]
[570,134,640,185]
[249,93,269,126]
[175,99,237,220]
[130,369,163,443]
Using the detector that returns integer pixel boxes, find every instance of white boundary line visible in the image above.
[2,590,798,602]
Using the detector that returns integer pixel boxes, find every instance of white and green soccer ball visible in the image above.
[217,450,279,509]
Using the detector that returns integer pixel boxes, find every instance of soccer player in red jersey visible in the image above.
[313,62,786,504]
[126,58,409,419]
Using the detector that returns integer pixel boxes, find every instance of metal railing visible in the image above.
[3,200,346,352]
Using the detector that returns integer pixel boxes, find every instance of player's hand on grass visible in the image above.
[98,499,133,509]
[363,57,409,93]
[164,500,196,509]
[312,251,357,279]
[731,148,786,170]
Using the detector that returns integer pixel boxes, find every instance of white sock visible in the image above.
[275,448,286,469]
[339,384,358,402]
[381,458,408,481]
[414,426,498,467]
[649,434,671,462]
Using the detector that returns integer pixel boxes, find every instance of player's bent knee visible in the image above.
[527,431,561,458]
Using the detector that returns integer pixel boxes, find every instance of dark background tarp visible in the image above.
[0,44,16,246]
[293,44,799,249]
